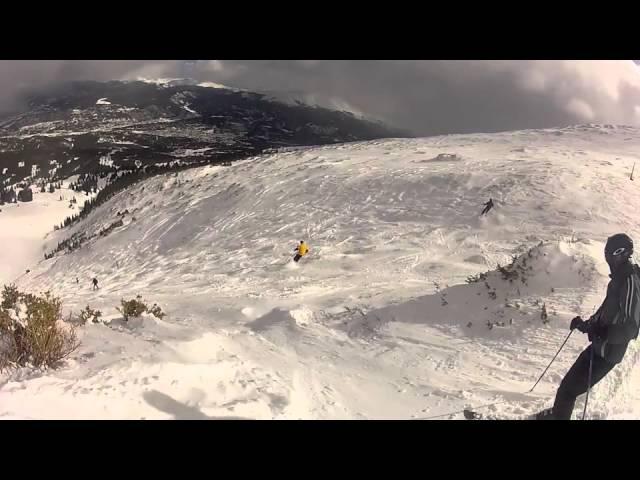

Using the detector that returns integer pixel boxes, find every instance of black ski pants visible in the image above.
[552,345,616,419]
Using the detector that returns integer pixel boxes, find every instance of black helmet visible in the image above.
[300,240,304,244]
[605,233,633,259]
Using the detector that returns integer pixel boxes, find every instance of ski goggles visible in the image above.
[605,246,628,257]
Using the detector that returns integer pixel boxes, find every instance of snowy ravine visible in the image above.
[2,124,640,419]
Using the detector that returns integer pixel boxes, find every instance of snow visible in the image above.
[135,77,235,91]
[0,183,93,286]
[99,155,114,167]
[198,81,233,90]
[114,141,146,147]
[171,147,213,157]
[137,77,182,86]
[182,104,197,114]
[18,121,66,133]
[3,124,640,419]
[96,98,112,105]
[136,77,197,88]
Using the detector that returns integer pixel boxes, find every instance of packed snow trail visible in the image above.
[3,124,640,419]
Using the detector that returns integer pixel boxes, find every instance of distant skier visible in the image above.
[293,240,309,263]
[480,198,494,216]
[76,277,79,284]
[92,277,99,290]
[537,234,640,420]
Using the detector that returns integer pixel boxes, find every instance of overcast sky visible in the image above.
[1,60,639,136]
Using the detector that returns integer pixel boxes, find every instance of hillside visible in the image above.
[3,124,640,419]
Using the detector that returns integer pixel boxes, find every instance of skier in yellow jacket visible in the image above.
[293,240,309,263]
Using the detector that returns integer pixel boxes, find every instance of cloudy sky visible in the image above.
[1,60,639,136]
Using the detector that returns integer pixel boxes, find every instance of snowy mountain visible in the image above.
[256,89,369,119]
[0,80,404,190]
[3,123,640,419]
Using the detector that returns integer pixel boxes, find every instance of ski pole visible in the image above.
[528,329,574,393]
[582,345,595,420]
[415,399,511,420]
[417,329,574,420]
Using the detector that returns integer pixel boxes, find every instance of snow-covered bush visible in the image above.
[0,308,11,331]
[0,289,79,371]
[117,296,147,321]
[1,284,20,311]
[148,303,165,319]
[79,305,102,324]
[117,296,165,321]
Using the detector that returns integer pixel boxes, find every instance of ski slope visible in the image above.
[0,184,93,287]
[3,124,640,419]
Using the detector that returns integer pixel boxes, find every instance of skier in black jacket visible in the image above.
[539,233,640,420]
[480,198,494,216]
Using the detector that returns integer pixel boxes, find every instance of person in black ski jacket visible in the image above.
[480,198,494,216]
[539,233,640,420]
[92,277,99,290]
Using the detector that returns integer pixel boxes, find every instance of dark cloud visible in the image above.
[196,60,640,135]
[0,60,160,112]
[1,60,639,136]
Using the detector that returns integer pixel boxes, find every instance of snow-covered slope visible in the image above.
[3,124,640,419]
[0,182,93,286]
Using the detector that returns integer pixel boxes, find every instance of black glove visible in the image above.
[570,316,592,333]
[569,316,585,332]
[578,320,592,334]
